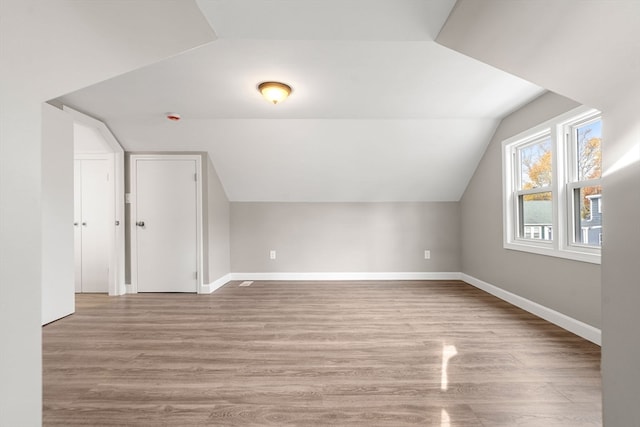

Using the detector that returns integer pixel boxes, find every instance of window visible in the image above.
[502,106,602,264]
[568,116,602,248]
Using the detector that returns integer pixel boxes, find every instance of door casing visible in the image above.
[129,154,203,294]
[66,106,125,296]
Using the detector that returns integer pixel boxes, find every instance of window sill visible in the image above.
[504,241,601,264]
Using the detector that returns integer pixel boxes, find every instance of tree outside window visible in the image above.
[502,106,603,263]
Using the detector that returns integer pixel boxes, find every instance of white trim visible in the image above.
[201,273,233,293]
[461,273,601,345]
[502,105,601,265]
[228,272,462,281]
[125,271,601,345]
[65,106,126,296]
[130,154,203,294]
[503,241,600,264]
[74,155,116,295]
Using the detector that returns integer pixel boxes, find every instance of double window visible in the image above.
[502,106,602,263]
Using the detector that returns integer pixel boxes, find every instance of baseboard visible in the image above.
[461,273,601,345]
[201,273,233,294]
[130,271,600,345]
[228,272,462,281]
[126,276,232,294]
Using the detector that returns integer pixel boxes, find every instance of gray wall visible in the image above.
[460,92,602,328]
[205,156,230,283]
[231,202,460,273]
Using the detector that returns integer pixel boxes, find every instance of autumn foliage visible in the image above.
[522,127,601,218]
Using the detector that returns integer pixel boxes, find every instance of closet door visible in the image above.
[75,159,110,293]
[133,158,198,293]
[74,160,83,293]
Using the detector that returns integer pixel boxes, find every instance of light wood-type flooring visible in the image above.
[43,280,602,426]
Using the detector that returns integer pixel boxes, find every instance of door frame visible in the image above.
[129,154,203,294]
[65,106,126,296]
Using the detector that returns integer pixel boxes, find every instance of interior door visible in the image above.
[74,158,111,293]
[135,159,198,293]
[74,160,82,293]
[78,159,110,292]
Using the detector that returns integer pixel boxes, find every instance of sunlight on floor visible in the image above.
[441,408,451,427]
[441,344,458,391]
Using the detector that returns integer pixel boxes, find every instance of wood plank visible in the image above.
[43,280,601,426]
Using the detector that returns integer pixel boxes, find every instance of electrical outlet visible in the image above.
[424,250,431,259]
[270,250,276,260]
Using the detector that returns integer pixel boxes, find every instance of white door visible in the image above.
[74,160,82,293]
[134,159,198,293]
[74,159,110,293]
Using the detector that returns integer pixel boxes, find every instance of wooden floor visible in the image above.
[43,280,602,426]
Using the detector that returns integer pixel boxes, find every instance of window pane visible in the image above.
[576,119,602,180]
[574,185,602,246]
[519,191,553,240]
[518,136,552,190]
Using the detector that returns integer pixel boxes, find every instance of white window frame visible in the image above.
[565,114,602,254]
[502,105,601,264]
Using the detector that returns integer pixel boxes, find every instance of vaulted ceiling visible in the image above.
[58,0,545,202]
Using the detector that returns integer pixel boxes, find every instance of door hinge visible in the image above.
[194,173,198,182]
[195,271,198,279]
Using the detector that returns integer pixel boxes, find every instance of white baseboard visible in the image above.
[228,272,462,282]
[461,273,601,345]
[129,271,601,345]
[200,273,233,294]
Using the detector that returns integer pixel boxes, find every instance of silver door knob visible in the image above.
[74,222,79,226]
[82,222,87,226]
[136,221,145,227]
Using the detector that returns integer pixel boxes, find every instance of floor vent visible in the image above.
[239,281,253,287]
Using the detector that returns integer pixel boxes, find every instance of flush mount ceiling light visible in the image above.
[258,81,292,104]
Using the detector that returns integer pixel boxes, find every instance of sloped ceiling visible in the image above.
[437,0,640,111]
[58,0,545,202]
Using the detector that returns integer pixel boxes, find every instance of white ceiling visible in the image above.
[437,0,640,112]
[59,0,545,202]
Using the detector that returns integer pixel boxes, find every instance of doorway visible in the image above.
[66,106,125,296]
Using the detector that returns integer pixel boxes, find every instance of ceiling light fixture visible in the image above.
[258,81,292,104]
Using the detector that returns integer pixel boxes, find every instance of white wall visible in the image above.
[600,88,640,426]
[1,97,45,427]
[41,104,75,325]
[231,202,461,275]
[74,122,113,153]
[0,1,215,424]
